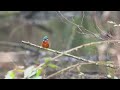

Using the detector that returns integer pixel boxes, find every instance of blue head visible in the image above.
[43,36,48,41]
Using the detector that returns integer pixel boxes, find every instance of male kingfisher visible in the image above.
[41,36,49,48]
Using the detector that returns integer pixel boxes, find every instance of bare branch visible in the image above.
[45,63,81,79]
[81,11,85,25]
[57,11,83,32]
[21,41,91,62]
[57,11,104,40]
[52,40,120,61]
[22,40,117,69]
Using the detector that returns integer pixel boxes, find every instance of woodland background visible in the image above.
[0,11,120,79]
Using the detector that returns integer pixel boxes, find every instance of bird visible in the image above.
[41,36,49,48]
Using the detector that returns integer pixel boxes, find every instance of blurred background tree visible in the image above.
[0,11,118,58]
[0,11,120,78]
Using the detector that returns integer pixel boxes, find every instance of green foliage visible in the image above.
[36,68,43,77]
[24,66,36,79]
[23,57,58,79]
[24,65,43,79]
[44,57,51,64]
[5,70,16,79]
[44,57,58,69]
[47,63,58,69]
[107,67,115,78]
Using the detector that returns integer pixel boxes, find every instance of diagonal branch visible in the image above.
[45,63,81,79]
[21,40,91,62]
[21,40,117,69]
[52,40,120,61]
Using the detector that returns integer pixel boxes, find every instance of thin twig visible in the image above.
[21,40,117,69]
[21,41,95,64]
[57,11,104,40]
[57,11,83,32]
[45,61,116,79]
[64,40,120,53]
[81,11,85,25]
[45,63,81,79]
[52,40,120,61]
[21,41,92,62]
[0,41,20,47]
[94,15,113,39]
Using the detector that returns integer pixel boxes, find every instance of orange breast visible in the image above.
[41,41,49,48]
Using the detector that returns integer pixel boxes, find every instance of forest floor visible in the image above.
[0,51,116,79]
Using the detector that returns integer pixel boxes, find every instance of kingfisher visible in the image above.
[41,36,49,48]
